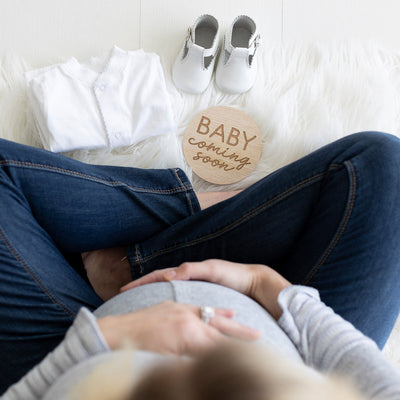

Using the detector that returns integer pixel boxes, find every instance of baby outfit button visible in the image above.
[114,132,121,139]
[97,84,106,91]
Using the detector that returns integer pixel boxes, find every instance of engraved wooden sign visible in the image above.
[183,106,262,185]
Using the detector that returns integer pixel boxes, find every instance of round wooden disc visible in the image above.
[183,106,262,185]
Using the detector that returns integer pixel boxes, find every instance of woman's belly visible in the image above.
[94,280,301,361]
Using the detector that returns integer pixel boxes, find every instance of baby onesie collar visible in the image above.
[60,46,128,87]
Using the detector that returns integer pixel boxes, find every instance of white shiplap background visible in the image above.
[1,0,400,66]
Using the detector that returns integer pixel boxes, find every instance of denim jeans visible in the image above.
[1,131,400,393]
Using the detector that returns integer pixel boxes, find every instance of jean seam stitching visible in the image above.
[302,160,357,284]
[0,161,187,194]
[132,168,340,266]
[173,168,195,215]
[135,244,144,276]
[0,227,75,318]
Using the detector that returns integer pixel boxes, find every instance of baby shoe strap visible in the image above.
[186,26,218,58]
[248,33,261,57]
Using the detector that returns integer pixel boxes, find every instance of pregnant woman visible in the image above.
[2,131,400,399]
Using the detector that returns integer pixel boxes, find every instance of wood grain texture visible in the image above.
[183,106,262,185]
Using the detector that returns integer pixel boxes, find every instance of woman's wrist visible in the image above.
[97,315,133,350]
[251,265,291,320]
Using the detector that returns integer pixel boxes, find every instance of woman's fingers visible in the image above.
[183,305,260,355]
[120,261,212,293]
[193,305,260,342]
[166,260,255,296]
[120,267,176,292]
[209,315,260,341]
[119,261,211,292]
[194,305,236,320]
[120,259,254,295]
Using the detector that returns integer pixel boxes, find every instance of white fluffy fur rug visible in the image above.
[1,41,400,366]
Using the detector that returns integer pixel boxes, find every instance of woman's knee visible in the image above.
[351,131,400,158]
[0,138,26,160]
[348,132,400,211]
[348,131,400,174]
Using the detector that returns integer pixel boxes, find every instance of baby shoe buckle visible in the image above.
[250,34,261,55]
[186,27,193,44]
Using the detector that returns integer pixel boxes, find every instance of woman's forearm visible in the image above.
[278,286,400,400]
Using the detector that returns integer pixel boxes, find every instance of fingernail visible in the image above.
[164,270,176,280]
[251,328,261,339]
[120,283,131,292]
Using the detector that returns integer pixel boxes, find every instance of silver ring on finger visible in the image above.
[200,306,215,325]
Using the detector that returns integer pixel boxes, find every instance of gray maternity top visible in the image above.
[3,282,400,400]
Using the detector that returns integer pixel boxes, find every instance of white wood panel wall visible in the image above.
[140,0,281,54]
[0,0,400,66]
[284,0,400,48]
[0,0,141,66]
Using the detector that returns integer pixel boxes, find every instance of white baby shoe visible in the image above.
[173,15,220,94]
[216,15,260,94]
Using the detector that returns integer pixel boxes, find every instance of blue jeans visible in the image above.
[1,131,400,392]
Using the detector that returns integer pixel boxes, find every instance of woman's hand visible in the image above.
[120,259,291,320]
[97,300,260,355]
[121,259,255,296]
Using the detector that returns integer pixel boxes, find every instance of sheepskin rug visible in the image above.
[1,41,400,367]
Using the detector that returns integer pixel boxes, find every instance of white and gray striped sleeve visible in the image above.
[278,285,400,400]
[2,308,109,400]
